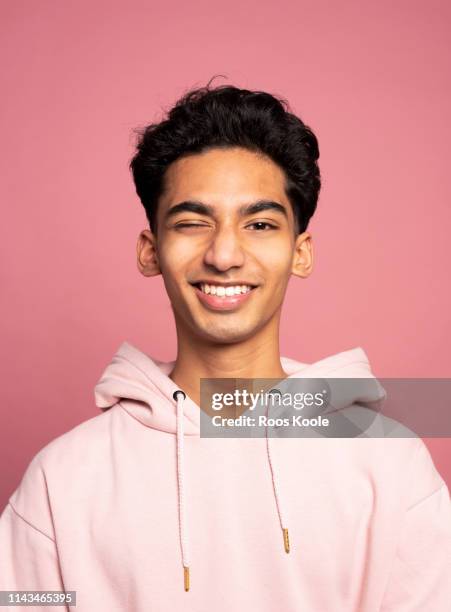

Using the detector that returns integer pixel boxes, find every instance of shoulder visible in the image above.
[347,433,447,510]
[36,405,120,463]
[7,406,123,523]
[402,436,447,507]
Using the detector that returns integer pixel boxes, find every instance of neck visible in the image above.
[169,318,287,407]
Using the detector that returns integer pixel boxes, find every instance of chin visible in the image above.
[197,319,260,345]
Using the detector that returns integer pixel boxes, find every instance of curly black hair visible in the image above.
[129,79,321,236]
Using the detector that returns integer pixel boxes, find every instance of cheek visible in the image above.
[158,248,198,302]
[158,257,184,296]
[257,243,293,280]
[158,241,186,278]
[159,235,200,275]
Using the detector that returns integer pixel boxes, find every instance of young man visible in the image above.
[1,84,450,611]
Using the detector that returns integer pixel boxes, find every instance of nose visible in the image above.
[203,225,246,272]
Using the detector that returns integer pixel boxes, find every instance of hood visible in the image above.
[95,341,385,435]
[94,340,386,592]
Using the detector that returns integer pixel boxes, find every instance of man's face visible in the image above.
[138,146,312,344]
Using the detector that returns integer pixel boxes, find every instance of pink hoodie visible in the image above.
[1,341,450,611]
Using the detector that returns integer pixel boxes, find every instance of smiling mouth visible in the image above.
[190,282,258,311]
[191,282,257,296]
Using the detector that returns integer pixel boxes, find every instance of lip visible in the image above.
[190,280,258,287]
[192,283,257,311]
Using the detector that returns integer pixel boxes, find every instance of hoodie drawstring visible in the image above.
[266,389,290,554]
[172,387,290,593]
[173,390,190,592]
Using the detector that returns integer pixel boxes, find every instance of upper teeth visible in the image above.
[199,284,252,296]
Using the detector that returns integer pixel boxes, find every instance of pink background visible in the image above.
[1,0,450,509]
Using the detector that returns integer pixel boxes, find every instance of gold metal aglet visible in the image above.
[283,528,290,553]
[184,566,190,591]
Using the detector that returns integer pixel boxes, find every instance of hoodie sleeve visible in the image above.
[0,451,69,610]
[380,439,451,611]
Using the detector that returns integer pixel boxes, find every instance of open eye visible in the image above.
[246,221,277,231]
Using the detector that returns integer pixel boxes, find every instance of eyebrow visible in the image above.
[164,199,288,220]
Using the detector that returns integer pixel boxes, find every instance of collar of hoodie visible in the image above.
[95,341,385,591]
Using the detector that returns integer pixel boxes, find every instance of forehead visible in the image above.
[159,147,289,207]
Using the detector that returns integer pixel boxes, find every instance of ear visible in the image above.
[136,229,161,277]
[291,231,313,279]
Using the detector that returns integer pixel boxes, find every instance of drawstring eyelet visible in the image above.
[269,388,282,395]
[173,390,186,401]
